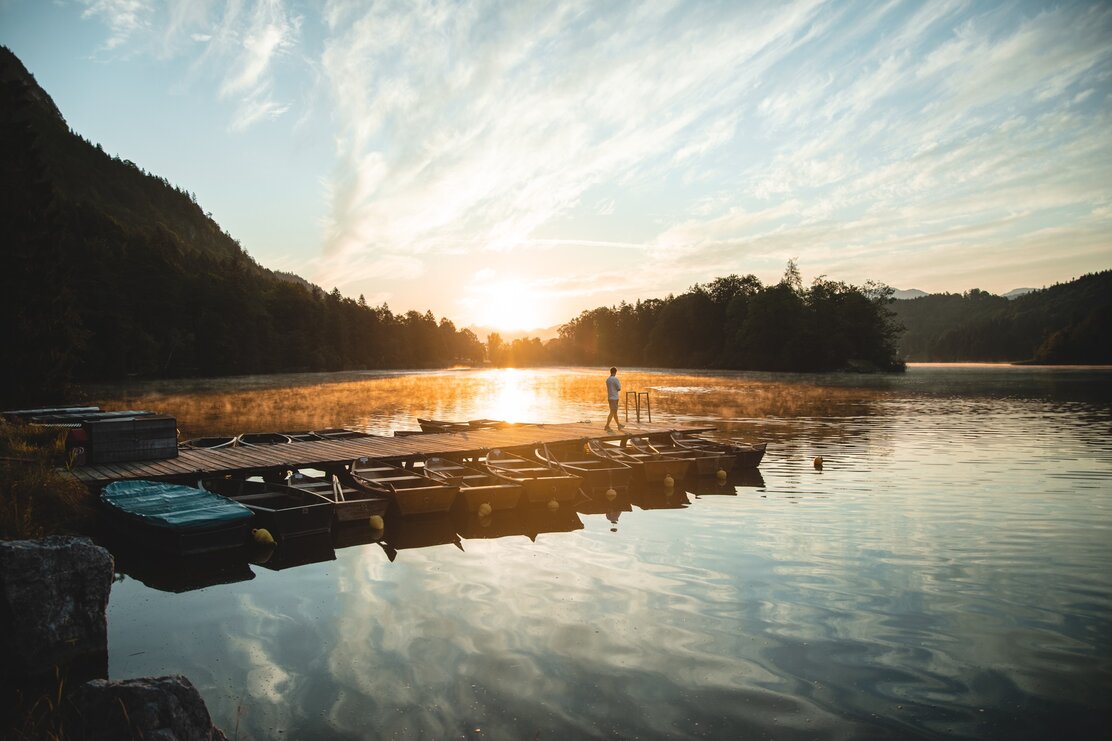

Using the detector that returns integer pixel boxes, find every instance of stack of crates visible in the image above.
[83,414,178,465]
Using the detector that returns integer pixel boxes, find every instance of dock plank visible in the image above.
[69,422,713,486]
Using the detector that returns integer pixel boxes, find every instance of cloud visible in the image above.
[79,0,301,131]
[80,0,153,50]
[316,1,828,259]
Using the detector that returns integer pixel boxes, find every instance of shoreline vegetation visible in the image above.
[0,423,94,541]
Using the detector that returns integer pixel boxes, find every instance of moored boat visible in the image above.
[629,436,734,476]
[670,432,767,469]
[533,442,632,496]
[99,479,254,556]
[423,456,522,512]
[180,435,237,450]
[587,439,692,484]
[202,478,334,540]
[287,471,389,523]
[236,432,293,446]
[313,428,373,440]
[484,449,581,508]
[350,457,460,516]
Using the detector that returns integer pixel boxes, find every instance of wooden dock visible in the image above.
[70,421,715,487]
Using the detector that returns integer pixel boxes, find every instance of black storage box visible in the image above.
[84,415,178,464]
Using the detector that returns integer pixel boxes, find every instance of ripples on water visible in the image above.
[97,366,1112,739]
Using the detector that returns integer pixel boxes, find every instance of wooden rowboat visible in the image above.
[179,435,236,450]
[669,433,767,469]
[533,442,632,496]
[423,457,522,512]
[629,436,734,476]
[201,478,334,540]
[587,439,691,484]
[350,457,459,516]
[236,432,293,446]
[286,471,389,523]
[484,449,581,509]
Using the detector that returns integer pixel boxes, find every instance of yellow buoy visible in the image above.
[368,514,385,530]
[605,487,617,501]
[251,528,275,546]
[813,456,824,470]
[547,499,560,512]
[663,475,674,488]
[716,469,727,482]
[478,502,493,518]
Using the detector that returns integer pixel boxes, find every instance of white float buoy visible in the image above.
[605,487,617,501]
[478,502,493,517]
[716,469,727,482]
[663,474,675,488]
[368,514,385,530]
[547,499,560,512]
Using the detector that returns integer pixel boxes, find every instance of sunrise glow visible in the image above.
[470,279,547,333]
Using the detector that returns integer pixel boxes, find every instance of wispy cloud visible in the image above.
[80,0,301,131]
[80,0,153,50]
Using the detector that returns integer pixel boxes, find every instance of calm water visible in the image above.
[93,365,1112,740]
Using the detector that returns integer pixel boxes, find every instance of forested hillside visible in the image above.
[891,271,1112,363]
[0,47,484,404]
[500,265,906,373]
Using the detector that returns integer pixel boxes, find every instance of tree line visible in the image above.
[890,272,1112,363]
[489,264,906,373]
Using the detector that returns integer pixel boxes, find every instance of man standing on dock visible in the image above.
[605,367,624,432]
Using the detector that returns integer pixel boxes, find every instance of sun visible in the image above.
[473,279,546,332]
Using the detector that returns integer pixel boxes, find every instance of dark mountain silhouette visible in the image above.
[0,46,483,404]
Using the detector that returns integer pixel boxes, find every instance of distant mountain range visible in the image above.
[894,287,1034,301]
[889,273,1111,362]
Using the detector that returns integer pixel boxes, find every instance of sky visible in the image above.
[2,0,1110,332]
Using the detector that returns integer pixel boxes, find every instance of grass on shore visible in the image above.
[0,422,95,540]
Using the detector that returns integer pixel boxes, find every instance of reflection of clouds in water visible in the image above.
[318,527,851,737]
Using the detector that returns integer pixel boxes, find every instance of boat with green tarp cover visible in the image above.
[99,480,255,556]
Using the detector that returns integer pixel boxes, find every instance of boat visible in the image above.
[483,449,581,508]
[235,432,293,446]
[417,418,473,433]
[423,457,522,512]
[99,479,255,556]
[586,439,692,484]
[629,436,734,476]
[416,418,508,433]
[281,431,324,443]
[179,435,237,450]
[533,441,633,496]
[312,428,373,440]
[349,457,460,516]
[286,471,389,523]
[201,478,334,540]
[669,432,767,469]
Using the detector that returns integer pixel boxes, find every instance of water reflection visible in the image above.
[100,366,1112,740]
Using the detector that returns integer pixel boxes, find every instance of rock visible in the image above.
[0,536,113,682]
[68,675,228,741]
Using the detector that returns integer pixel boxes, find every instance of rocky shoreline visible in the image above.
[0,536,227,739]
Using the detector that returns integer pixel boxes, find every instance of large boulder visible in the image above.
[0,536,113,681]
[68,675,228,741]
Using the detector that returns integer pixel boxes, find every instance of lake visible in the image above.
[90,365,1112,740]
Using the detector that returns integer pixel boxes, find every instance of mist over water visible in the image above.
[97,366,1112,739]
